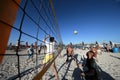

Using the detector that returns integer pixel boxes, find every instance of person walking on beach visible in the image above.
[26,45,34,63]
[42,35,59,80]
[66,43,75,64]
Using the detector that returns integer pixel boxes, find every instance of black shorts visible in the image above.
[67,54,72,57]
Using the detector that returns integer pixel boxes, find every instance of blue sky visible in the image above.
[52,0,120,44]
[9,0,120,45]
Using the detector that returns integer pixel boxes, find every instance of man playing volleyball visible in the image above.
[42,35,59,80]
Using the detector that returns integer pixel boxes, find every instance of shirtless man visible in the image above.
[66,43,75,63]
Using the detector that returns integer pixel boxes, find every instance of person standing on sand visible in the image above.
[26,45,34,63]
[96,45,102,55]
[38,43,42,54]
[66,43,75,64]
[42,35,59,80]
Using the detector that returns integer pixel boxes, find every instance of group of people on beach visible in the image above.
[26,35,102,80]
[65,43,101,80]
[26,35,59,80]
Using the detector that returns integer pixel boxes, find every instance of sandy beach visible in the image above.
[43,48,120,80]
[0,48,120,80]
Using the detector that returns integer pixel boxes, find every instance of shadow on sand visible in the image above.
[49,53,115,80]
[61,54,79,80]
[48,59,73,80]
[48,53,76,80]
[97,65,115,80]
[72,66,115,80]
[110,55,120,60]
[72,55,115,80]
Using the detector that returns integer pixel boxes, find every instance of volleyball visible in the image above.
[74,30,78,34]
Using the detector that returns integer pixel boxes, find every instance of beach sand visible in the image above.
[43,48,120,80]
[0,48,120,80]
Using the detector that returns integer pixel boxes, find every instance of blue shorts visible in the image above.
[28,54,33,58]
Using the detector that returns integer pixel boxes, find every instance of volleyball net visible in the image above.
[0,0,63,80]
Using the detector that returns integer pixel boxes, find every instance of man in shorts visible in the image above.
[27,45,34,63]
[42,35,59,80]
